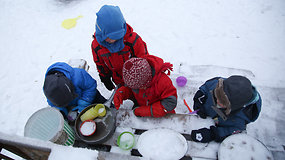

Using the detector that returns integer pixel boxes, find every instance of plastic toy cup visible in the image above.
[94,104,106,117]
[80,104,107,122]
[80,107,99,122]
[117,132,135,150]
[80,120,96,136]
[176,76,187,87]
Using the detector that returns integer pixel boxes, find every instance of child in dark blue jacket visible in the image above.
[191,75,262,143]
[43,62,106,121]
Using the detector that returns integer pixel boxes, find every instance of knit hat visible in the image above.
[214,75,253,115]
[43,72,77,107]
[123,58,152,89]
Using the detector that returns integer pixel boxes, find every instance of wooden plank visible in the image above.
[98,151,143,160]
[0,140,51,160]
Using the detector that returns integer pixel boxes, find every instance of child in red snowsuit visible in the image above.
[91,5,149,90]
[113,55,177,117]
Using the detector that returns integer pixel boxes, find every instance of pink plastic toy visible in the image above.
[176,76,187,87]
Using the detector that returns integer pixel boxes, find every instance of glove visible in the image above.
[77,99,91,107]
[193,90,207,119]
[100,75,115,91]
[67,111,78,122]
[114,86,132,110]
[133,106,151,117]
[72,99,91,112]
[191,126,215,143]
[196,108,207,119]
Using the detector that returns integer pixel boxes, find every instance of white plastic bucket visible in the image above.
[24,107,75,146]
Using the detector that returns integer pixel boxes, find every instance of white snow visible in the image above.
[80,121,96,136]
[48,145,98,160]
[218,133,274,160]
[0,0,285,159]
[98,107,105,114]
[137,128,188,160]
[0,132,99,160]
[118,132,135,150]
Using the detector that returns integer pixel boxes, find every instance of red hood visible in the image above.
[143,55,173,94]
[124,23,133,37]
[144,55,173,77]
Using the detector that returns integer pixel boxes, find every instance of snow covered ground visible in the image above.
[0,0,285,159]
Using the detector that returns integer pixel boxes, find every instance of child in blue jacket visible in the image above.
[191,75,262,143]
[43,62,106,121]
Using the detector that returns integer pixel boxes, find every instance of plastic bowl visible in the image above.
[176,76,187,87]
[117,132,135,150]
[80,120,96,136]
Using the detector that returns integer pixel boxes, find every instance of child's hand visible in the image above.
[67,111,78,122]
[77,99,91,107]
[100,75,115,91]
[114,92,123,110]
[191,127,215,143]
[196,108,207,119]
[133,106,151,117]
[114,86,131,110]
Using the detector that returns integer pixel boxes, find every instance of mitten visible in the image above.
[196,108,207,119]
[133,106,152,117]
[78,99,91,107]
[67,111,78,122]
[114,86,132,110]
[191,127,215,143]
[72,99,91,112]
[72,105,86,113]
[193,90,206,110]
[100,75,115,91]
[193,90,207,119]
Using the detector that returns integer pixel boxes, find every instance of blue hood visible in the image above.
[95,5,127,53]
[45,62,73,79]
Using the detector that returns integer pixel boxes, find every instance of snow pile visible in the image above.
[48,145,98,160]
[0,132,98,160]
[80,120,96,136]
[218,133,274,160]
[137,128,188,160]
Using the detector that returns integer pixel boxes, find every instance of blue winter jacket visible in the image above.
[198,77,262,141]
[44,62,97,116]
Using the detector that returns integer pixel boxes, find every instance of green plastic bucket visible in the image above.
[24,107,75,146]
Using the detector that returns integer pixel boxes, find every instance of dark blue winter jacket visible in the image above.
[197,77,261,141]
[44,62,97,116]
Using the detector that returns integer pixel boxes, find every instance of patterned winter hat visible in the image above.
[123,58,152,89]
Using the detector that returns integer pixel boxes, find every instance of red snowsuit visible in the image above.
[115,55,177,117]
[91,23,148,86]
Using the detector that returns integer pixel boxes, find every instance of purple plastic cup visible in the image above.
[176,76,187,87]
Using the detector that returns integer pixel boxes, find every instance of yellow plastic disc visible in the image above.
[61,15,83,29]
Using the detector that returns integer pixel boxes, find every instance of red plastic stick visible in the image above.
[183,99,193,112]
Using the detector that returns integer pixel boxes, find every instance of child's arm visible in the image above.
[91,43,114,90]
[77,69,97,104]
[193,90,207,118]
[125,30,149,57]
[134,74,177,117]
[212,122,246,142]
